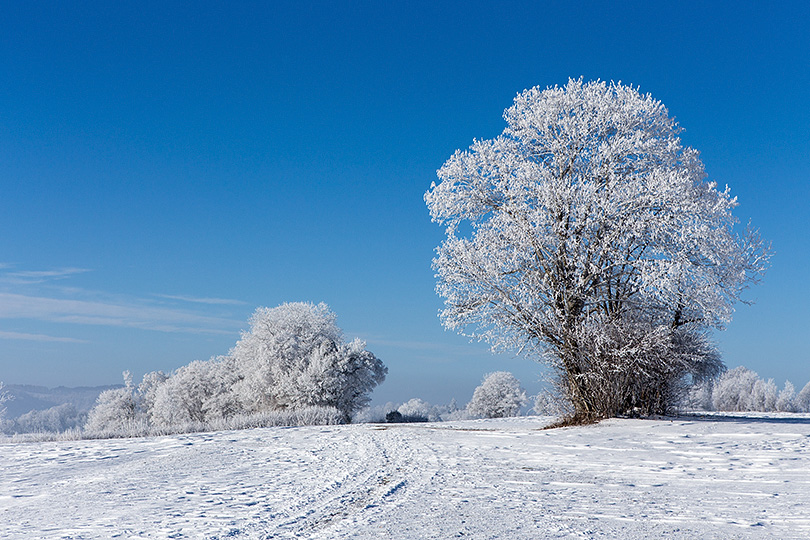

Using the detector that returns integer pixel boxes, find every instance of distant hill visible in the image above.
[2,384,121,419]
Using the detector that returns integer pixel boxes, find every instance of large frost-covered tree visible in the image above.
[230,302,387,421]
[426,79,769,419]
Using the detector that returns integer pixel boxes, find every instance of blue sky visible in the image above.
[1,1,808,405]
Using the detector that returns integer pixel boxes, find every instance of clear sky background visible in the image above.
[1,1,808,405]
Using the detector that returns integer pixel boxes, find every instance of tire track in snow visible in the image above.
[277,424,443,538]
[268,428,395,537]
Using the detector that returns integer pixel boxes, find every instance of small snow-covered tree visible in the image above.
[426,78,769,420]
[750,377,779,412]
[137,370,168,418]
[712,366,758,411]
[397,398,435,422]
[0,381,11,429]
[795,380,810,413]
[776,381,797,412]
[149,358,241,427]
[229,302,387,421]
[85,372,138,433]
[14,403,87,433]
[467,371,527,418]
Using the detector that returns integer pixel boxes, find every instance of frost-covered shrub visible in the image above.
[712,367,798,412]
[354,399,467,423]
[776,381,797,412]
[208,406,344,431]
[381,406,426,423]
[13,403,87,433]
[83,406,344,440]
[0,381,10,431]
[437,398,475,421]
[353,402,398,423]
[85,373,139,433]
[149,362,208,426]
[467,372,527,418]
[712,367,759,411]
[398,398,441,422]
[751,378,779,412]
[149,358,241,427]
[796,381,810,413]
[229,303,387,421]
[137,370,168,416]
[288,405,345,427]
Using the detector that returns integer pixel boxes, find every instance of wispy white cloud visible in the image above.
[8,268,89,279]
[155,294,247,306]
[0,265,246,337]
[0,330,88,343]
[0,293,241,335]
[1,267,91,285]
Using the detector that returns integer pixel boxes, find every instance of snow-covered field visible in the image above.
[2,414,809,539]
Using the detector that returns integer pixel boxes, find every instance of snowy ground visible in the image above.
[2,414,810,539]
